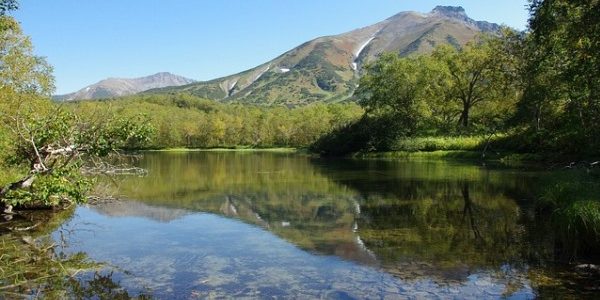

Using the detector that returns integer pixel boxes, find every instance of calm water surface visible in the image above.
[51,152,588,298]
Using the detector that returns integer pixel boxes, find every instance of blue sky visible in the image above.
[13,1,529,94]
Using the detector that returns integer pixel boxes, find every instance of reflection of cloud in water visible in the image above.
[91,200,190,222]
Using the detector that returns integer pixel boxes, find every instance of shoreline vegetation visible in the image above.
[139,145,600,170]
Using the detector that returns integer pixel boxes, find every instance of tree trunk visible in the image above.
[0,174,36,199]
[1,174,37,212]
[458,105,470,128]
[535,104,542,132]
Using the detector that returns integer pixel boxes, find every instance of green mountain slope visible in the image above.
[149,6,500,105]
[149,6,499,105]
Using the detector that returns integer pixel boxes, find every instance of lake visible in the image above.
[50,151,596,298]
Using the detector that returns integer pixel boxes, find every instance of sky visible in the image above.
[13,0,530,95]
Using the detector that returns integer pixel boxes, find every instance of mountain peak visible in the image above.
[430,6,467,18]
[429,6,500,32]
[151,72,174,77]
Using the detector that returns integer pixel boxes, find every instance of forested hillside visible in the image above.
[66,94,363,149]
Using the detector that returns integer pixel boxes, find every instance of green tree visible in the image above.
[356,53,431,136]
[0,2,152,211]
[432,39,511,130]
[520,0,600,155]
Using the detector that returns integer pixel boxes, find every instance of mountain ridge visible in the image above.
[54,72,196,101]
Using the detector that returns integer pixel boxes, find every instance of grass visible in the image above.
[536,171,600,260]
[357,150,488,160]
[358,134,517,162]
[357,135,550,164]
[390,136,492,152]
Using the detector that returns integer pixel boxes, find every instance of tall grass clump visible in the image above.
[390,136,491,152]
[537,173,600,260]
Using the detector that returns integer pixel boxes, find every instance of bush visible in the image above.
[310,114,408,156]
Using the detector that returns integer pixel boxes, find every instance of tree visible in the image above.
[0,109,152,208]
[0,0,17,16]
[519,0,600,154]
[356,53,431,136]
[432,39,511,130]
[0,3,152,211]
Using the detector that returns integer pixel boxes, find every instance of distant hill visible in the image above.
[54,72,195,101]
[148,6,501,105]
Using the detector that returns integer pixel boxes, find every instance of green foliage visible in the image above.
[0,0,17,16]
[391,136,492,152]
[313,35,520,155]
[431,38,517,130]
[0,103,152,208]
[66,93,363,150]
[3,165,92,207]
[0,10,152,209]
[0,16,54,96]
[310,115,405,156]
[535,171,600,258]
[357,53,431,135]
[516,0,600,156]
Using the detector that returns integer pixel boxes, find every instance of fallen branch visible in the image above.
[9,222,42,232]
[86,195,121,205]
[81,161,147,176]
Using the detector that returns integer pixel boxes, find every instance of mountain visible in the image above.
[92,200,190,223]
[149,6,501,105]
[54,72,196,101]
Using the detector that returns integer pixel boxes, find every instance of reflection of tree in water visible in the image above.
[96,152,380,265]
[0,208,151,299]
[96,153,564,284]
[313,159,542,283]
[352,181,526,280]
[460,182,481,241]
[65,271,150,300]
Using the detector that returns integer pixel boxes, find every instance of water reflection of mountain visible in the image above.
[91,201,190,222]
[99,152,553,283]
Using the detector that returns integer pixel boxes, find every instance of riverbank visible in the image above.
[354,150,551,168]
[142,145,592,168]
[312,133,598,166]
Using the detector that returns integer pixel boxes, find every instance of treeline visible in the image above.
[314,0,600,159]
[67,94,363,149]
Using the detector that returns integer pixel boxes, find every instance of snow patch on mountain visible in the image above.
[254,65,271,81]
[352,37,376,71]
